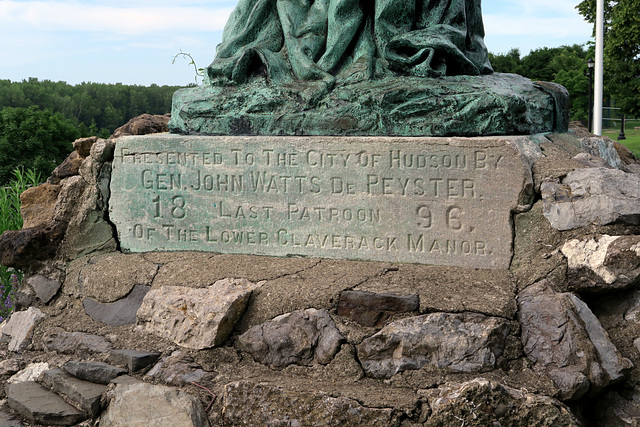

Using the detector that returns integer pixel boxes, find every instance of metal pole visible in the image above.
[594,0,605,135]
[618,115,626,140]
[588,67,593,133]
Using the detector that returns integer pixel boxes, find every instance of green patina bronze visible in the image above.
[169,0,569,136]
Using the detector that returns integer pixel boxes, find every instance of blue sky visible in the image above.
[0,0,593,86]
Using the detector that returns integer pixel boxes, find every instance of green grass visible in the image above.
[603,120,640,158]
[0,168,42,322]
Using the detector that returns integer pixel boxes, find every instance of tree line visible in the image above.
[489,44,593,123]
[0,78,185,137]
[0,79,187,185]
[577,0,639,118]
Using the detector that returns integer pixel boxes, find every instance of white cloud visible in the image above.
[0,1,234,35]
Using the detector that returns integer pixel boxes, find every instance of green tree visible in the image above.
[490,44,592,121]
[0,79,181,136]
[577,0,640,116]
[488,49,523,75]
[0,106,79,184]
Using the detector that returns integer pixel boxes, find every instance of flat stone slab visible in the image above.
[42,329,113,355]
[64,361,127,384]
[110,134,536,269]
[109,349,161,372]
[6,381,85,426]
[42,368,106,416]
[2,307,45,352]
[83,284,150,326]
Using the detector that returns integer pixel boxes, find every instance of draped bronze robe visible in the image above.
[207,0,493,85]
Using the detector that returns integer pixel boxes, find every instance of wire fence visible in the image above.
[602,107,638,131]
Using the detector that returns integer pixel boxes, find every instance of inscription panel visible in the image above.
[109,135,529,269]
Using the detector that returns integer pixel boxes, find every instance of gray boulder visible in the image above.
[357,312,510,379]
[26,274,61,304]
[579,136,624,169]
[236,308,344,368]
[100,383,209,427]
[145,351,210,386]
[541,167,640,230]
[137,278,259,349]
[562,234,640,292]
[518,280,632,400]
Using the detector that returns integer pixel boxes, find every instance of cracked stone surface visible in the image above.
[78,253,158,303]
[64,361,127,385]
[237,308,344,368]
[42,328,113,355]
[109,349,161,372]
[41,368,106,416]
[145,351,211,386]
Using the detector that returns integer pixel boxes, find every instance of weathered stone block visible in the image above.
[518,280,633,400]
[337,290,419,326]
[63,361,127,384]
[83,284,150,326]
[19,183,60,228]
[26,274,61,303]
[423,378,580,426]
[137,278,258,349]
[144,350,209,386]
[236,308,344,368]
[2,307,45,352]
[541,167,640,230]
[42,328,113,355]
[110,134,538,269]
[562,234,640,292]
[7,362,49,384]
[100,383,209,427]
[73,136,98,158]
[357,312,510,378]
[109,349,161,371]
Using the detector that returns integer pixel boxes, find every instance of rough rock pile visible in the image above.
[0,117,639,426]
